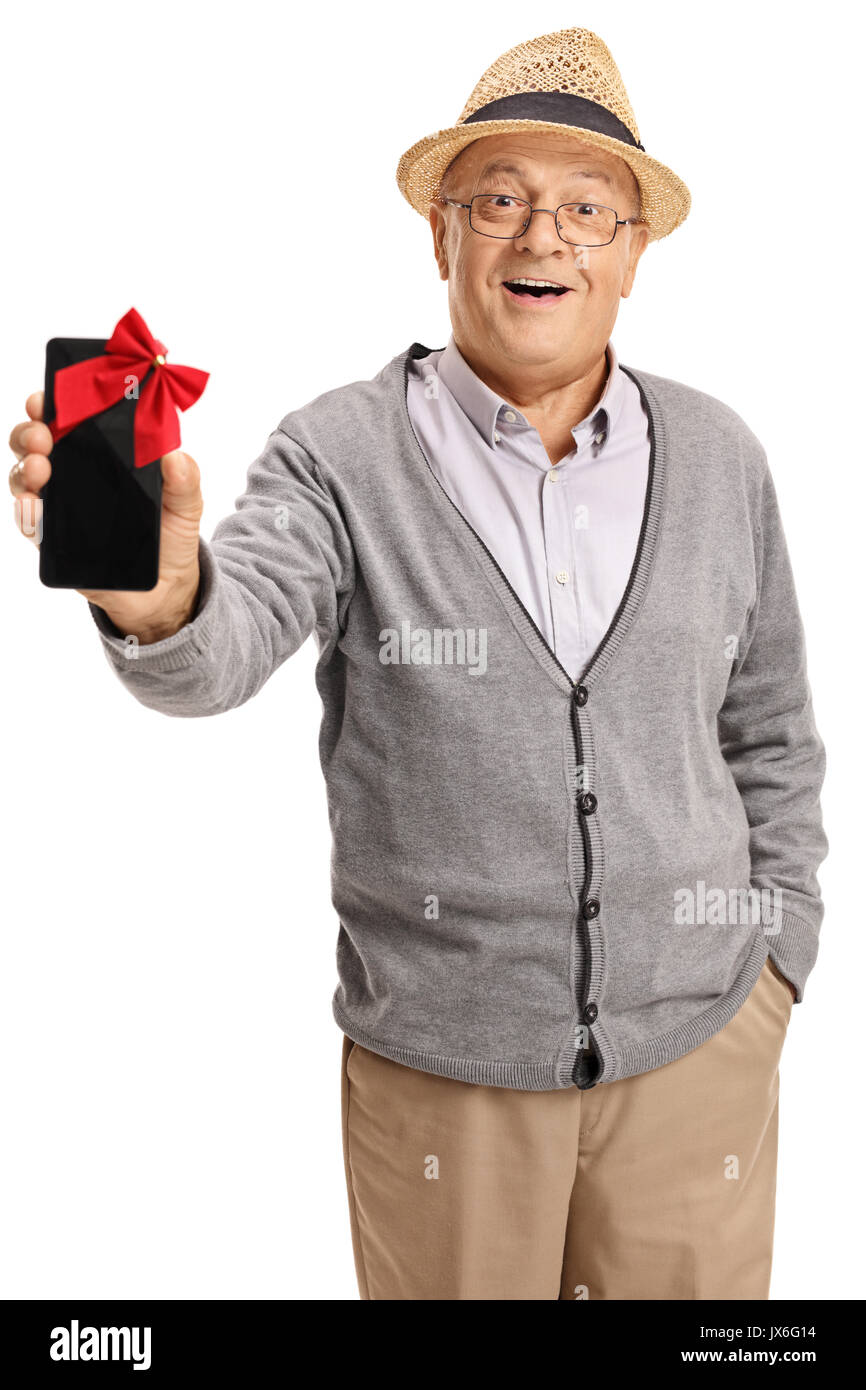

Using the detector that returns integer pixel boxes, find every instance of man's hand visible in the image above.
[769,957,797,1003]
[9,390,204,643]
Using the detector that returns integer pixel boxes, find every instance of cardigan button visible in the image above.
[578,792,597,815]
[585,1002,599,1023]
[582,898,600,919]
[574,684,588,706]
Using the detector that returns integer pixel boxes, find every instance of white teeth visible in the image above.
[506,278,566,288]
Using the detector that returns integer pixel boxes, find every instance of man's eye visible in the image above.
[574,204,599,216]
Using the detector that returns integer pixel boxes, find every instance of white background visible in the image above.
[1,0,861,1300]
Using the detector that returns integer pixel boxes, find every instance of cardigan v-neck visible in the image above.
[399,341,666,697]
[405,335,651,680]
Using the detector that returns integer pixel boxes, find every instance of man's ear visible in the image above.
[430,201,449,282]
[621,222,650,299]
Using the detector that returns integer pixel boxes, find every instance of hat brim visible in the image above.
[396,118,690,242]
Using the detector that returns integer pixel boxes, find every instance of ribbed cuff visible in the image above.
[88,536,221,674]
[765,909,820,1003]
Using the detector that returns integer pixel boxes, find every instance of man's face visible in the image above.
[430,133,650,377]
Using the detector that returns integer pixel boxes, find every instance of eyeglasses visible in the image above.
[438,193,639,248]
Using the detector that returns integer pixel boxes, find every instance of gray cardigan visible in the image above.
[88,343,828,1090]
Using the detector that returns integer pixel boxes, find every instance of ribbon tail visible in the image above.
[133,373,182,467]
[48,418,77,446]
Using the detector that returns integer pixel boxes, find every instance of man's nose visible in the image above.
[514,207,568,251]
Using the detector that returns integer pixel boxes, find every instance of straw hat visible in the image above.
[396,27,690,242]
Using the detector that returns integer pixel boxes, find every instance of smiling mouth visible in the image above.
[502,279,571,304]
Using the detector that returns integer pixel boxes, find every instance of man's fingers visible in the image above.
[9,448,51,498]
[9,417,53,463]
[9,396,54,502]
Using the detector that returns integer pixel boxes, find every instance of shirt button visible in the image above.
[594,431,606,445]
[585,1002,599,1024]
[574,684,589,706]
[504,410,517,422]
[555,569,569,585]
[578,792,597,815]
[494,431,501,443]
[547,468,559,482]
[582,898,600,919]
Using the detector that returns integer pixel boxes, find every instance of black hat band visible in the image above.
[463,90,645,153]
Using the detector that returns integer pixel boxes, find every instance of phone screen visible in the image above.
[39,336,162,590]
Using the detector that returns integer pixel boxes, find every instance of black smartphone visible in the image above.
[39,336,162,590]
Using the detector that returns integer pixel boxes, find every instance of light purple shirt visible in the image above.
[406,335,650,680]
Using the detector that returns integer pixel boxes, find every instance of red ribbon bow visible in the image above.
[48,306,209,468]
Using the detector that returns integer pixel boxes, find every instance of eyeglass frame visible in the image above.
[437,193,640,248]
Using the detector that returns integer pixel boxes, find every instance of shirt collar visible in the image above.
[436,332,626,456]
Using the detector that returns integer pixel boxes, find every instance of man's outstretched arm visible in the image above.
[87,426,356,717]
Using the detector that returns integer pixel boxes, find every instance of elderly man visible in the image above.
[10,28,826,1300]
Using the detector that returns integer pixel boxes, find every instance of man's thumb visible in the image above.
[161,449,201,503]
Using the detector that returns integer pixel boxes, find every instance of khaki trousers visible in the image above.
[340,955,794,1300]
